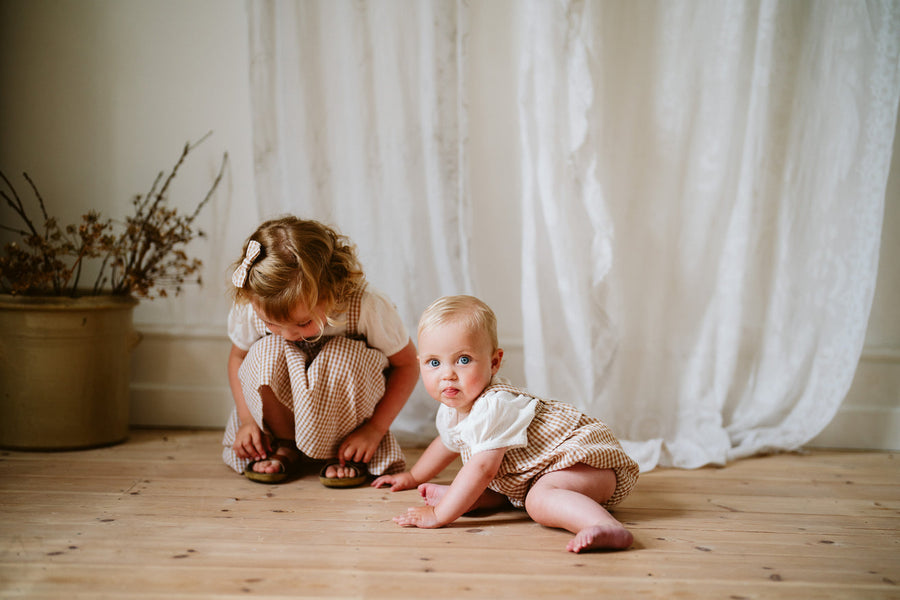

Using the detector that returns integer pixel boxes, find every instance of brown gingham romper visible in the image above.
[452,383,639,508]
[222,288,406,476]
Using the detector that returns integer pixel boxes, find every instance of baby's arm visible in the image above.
[338,339,418,464]
[394,447,506,529]
[228,344,269,460]
[371,436,460,491]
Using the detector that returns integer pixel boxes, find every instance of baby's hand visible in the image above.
[371,471,418,491]
[393,505,442,529]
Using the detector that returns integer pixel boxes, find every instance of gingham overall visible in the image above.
[453,383,639,508]
[222,289,406,476]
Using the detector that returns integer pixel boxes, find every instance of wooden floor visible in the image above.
[0,429,897,599]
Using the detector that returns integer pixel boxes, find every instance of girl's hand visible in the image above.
[233,422,269,460]
[338,421,384,465]
[371,471,418,491]
[393,505,443,529]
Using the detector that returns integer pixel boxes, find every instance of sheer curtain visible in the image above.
[246,0,900,468]
[517,0,900,469]
[246,0,471,439]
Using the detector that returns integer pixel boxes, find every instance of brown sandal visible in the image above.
[318,461,368,488]
[244,441,303,484]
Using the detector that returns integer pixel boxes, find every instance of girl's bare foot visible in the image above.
[322,463,363,479]
[418,483,450,506]
[252,445,300,474]
[566,524,633,553]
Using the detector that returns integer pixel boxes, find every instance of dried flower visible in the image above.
[0,134,228,298]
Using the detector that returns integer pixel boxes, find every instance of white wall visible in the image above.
[1,0,896,450]
[0,0,258,430]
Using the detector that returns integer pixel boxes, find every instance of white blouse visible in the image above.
[227,286,410,357]
[436,388,538,455]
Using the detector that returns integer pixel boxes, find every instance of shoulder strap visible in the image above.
[345,284,367,337]
[482,382,534,399]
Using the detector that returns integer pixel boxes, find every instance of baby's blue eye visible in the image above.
[458,356,471,365]
[428,359,440,368]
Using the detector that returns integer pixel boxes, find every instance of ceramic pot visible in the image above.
[0,294,140,450]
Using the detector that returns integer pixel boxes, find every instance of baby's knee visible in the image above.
[523,483,554,515]
[532,464,618,504]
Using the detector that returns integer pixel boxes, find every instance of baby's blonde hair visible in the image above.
[418,295,499,352]
[230,217,365,326]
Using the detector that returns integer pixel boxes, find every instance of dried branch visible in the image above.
[1,173,39,238]
[0,134,226,298]
[23,173,49,223]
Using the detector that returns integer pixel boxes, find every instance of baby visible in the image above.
[372,295,639,553]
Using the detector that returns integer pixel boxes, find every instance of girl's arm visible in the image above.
[371,436,460,491]
[228,344,269,460]
[338,339,419,464]
[394,447,506,529]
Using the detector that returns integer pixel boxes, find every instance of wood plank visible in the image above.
[2,564,897,600]
[3,531,897,583]
[1,429,897,600]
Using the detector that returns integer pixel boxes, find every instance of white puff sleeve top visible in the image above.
[227,286,409,357]
[436,389,538,455]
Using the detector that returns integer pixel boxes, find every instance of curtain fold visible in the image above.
[246,0,472,440]
[516,0,900,470]
[247,0,900,468]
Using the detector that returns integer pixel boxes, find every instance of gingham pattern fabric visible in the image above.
[454,383,640,509]
[222,288,406,476]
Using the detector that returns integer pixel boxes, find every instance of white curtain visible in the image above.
[246,0,472,439]
[247,0,900,469]
[518,0,900,469]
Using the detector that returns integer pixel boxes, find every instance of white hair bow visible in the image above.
[232,240,261,288]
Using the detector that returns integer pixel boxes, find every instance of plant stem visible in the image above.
[23,173,49,223]
[0,173,40,238]
[189,152,228,222]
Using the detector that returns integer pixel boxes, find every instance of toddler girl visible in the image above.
[222,217,418,486]
[372,295,639,552]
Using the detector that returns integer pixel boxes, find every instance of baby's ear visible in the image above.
[491,348,504,374]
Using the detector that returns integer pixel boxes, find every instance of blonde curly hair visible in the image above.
[230,216,365,329]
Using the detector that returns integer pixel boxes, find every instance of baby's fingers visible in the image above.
[371,475,396,489]
[394,506,441,528]
[392,511,420,527]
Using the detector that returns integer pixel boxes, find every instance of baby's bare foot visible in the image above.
[418,483,450,506]
[566,524,633,553]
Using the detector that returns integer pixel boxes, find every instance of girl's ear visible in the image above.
[491,348,504,375]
